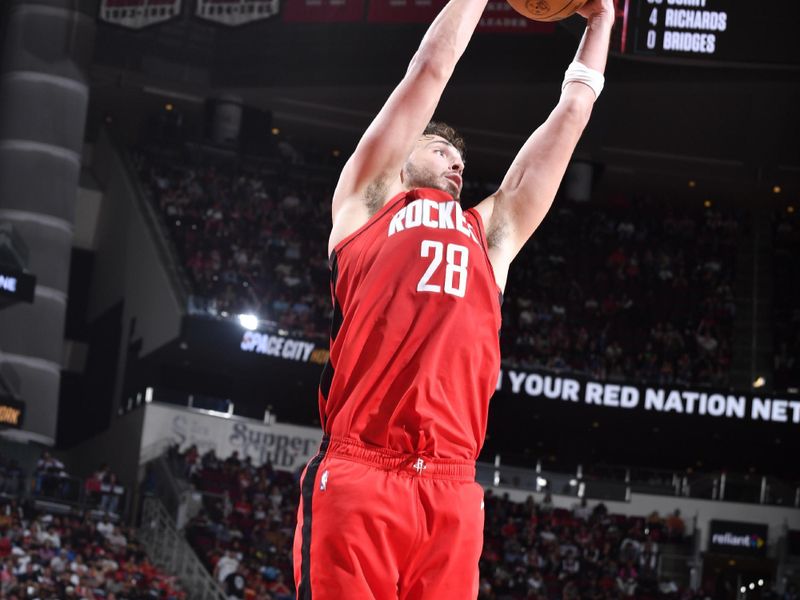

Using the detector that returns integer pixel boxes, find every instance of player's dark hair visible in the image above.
[423,121,466,162]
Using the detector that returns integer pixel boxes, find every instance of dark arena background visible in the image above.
[0,0,798,598]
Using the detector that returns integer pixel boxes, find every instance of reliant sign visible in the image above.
[708,520,768,556]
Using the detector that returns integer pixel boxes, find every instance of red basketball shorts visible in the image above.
[292,436,485,600]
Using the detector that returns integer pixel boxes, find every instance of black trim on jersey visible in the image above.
[297,436,330,600]
[319,359,334,406]
[319,251,341,411]
[329,250,343,343]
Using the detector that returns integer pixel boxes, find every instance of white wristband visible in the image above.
[561,61,605,100]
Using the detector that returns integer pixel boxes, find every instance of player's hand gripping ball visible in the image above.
[506,0,589,21]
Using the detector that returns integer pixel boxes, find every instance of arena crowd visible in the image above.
[773,204,799,393]
[136,149,743,389]
[0,498,184,599]
[168,444,697,600]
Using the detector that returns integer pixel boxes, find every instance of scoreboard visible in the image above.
[617,1,800,66]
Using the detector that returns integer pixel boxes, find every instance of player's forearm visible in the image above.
[574,12,614,75]
[560,14,613,114]
[409,0,490,79]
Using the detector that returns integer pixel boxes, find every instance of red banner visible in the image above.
[282,0,364,21]
[479,1,555,33]
[368,0,554,33]
[367,0,441,22]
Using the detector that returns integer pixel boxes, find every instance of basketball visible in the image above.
[506,0,589,21]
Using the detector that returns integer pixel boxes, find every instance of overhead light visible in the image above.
[788,206,796,214]
[772,185,782,194]
[688,180,696,188]
[536,476,548,488]
[271,127,280,135]
[753,376,766,388]
[749,583,755,590]
[569,479,578,486]
[740,586,746,594]
[238,314,259,330]
[758,579,764,587]
[703,199,712,208]
[165,103,174,112]
[332,149,341,157]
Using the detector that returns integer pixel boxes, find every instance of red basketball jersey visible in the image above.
[319,188,502,460]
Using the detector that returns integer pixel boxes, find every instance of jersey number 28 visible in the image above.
[417,240,469,298]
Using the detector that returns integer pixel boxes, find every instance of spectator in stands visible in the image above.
[214,548,240,584]
[171,442,696,600]
[34,452,69,499]
[224,562,247,600]
[99,471,122,515]
[0,499,184,599]
[572,497,592,521]
[137,148,746,392]
[666,509,686,540]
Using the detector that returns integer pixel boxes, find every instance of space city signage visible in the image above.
[140,403,322,471]
[708,520,768,556]
[0,267,36,304]
[195,0,279,25]
[239,330,328,365]
[495,367,800,425]
[98,0,182,29]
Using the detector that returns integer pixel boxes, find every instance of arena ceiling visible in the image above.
[88,12,800,200]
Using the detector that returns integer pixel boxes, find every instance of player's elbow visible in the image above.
[557,94,594,127]
[408,46,456,82]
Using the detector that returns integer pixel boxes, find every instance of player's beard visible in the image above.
[404,161,460,200]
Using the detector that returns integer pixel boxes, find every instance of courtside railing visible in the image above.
[477,455,800,507]
[138,495,226,600]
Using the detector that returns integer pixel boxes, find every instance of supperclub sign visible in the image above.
[99,0,182,29]
[496,368,800,425]
[195,0,279,25]
[141,403,322,471]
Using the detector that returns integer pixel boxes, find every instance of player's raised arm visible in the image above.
[477,0,614,290]
[330,0,489,251]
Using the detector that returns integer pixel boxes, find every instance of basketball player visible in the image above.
[293,0,614,597]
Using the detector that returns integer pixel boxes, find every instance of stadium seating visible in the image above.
[0,498,184,599]
[773,205,799,393]
[135,151,332,343]
[136,150,741,388]
[170,445,694,599]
